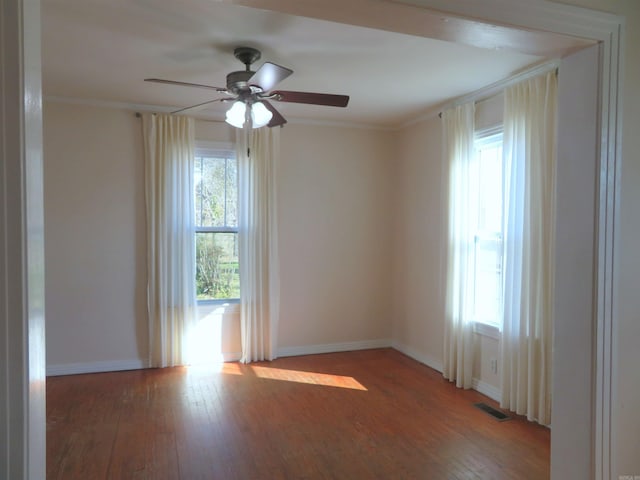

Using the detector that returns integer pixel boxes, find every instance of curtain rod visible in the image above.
[133,112,224,125]
[438,61,559,118]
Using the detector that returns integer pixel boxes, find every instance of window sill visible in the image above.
[196,300,240,317]
[472,322,501,340]
[197,298,240,306]
[197,299,240,314]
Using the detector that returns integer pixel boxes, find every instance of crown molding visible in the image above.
[44,95,396,131]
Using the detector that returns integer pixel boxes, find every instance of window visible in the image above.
[471,131,503,328]
[194,147,240,302]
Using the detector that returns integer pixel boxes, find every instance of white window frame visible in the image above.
[194,142,239,305]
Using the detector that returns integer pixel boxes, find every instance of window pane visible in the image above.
[473,234,502,326]
[472,133,504,327]
[195,155,236,227]
[225,157,238,227]
[195,232,240,300]
[476,141,503,233]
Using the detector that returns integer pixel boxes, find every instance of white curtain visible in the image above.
[142,113,197,368]
[236,127,280,363]
[501,71,557,425]
[442,102,476,389]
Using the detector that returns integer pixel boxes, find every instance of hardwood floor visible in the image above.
[47,349,549,479]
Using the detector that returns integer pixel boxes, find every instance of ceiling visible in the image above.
[42,0,553,128]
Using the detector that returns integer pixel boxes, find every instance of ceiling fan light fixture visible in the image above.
[251,101,272,128]
[148,47,348,128]
[225,101,247,128]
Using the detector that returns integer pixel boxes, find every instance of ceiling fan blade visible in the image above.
[145,78,227,93]
[171,98,227,115]
[249,62,293,92]
[262,100,287,128]
[272,90,349,108]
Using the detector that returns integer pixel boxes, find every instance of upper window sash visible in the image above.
[194,148,237,229]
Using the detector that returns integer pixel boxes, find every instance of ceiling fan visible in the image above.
[145,46,350,128]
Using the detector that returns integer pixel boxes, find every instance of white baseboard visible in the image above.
[391,341,443,373]
[277,338,392,358]
[222,352,242,362]
[47,352,246,376]
[47,359,148,377]
[471,378,501,403]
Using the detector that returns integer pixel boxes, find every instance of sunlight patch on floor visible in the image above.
[190,362,367,390]
[220,362,244,375]
[249,365,367,390]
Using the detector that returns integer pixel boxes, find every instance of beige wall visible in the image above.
[44,102,147,370]
[391,115,446,370]
[44,104,394,370]
[278,124,394,348]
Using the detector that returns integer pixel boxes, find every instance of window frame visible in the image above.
[194,142,240,305]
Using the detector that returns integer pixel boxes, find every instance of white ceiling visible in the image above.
[42,0,549,128]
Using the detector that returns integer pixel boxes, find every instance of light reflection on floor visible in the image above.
[249,365,367,390]
[190,361,367,390]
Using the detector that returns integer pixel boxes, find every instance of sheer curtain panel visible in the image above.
[236,127,280,363]
[142,113,197,368]
[442,102,476,389]
[501,71,557,425]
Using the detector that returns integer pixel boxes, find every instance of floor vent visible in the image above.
[474,402,510,421]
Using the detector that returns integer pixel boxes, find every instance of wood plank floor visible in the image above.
[47,348,550,479]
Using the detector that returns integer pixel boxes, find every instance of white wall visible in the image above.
[475,94,504,133]
[551,44,599,480]
[194,119,234,145]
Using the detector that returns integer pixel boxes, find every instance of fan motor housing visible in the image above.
[227,70,258,95]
